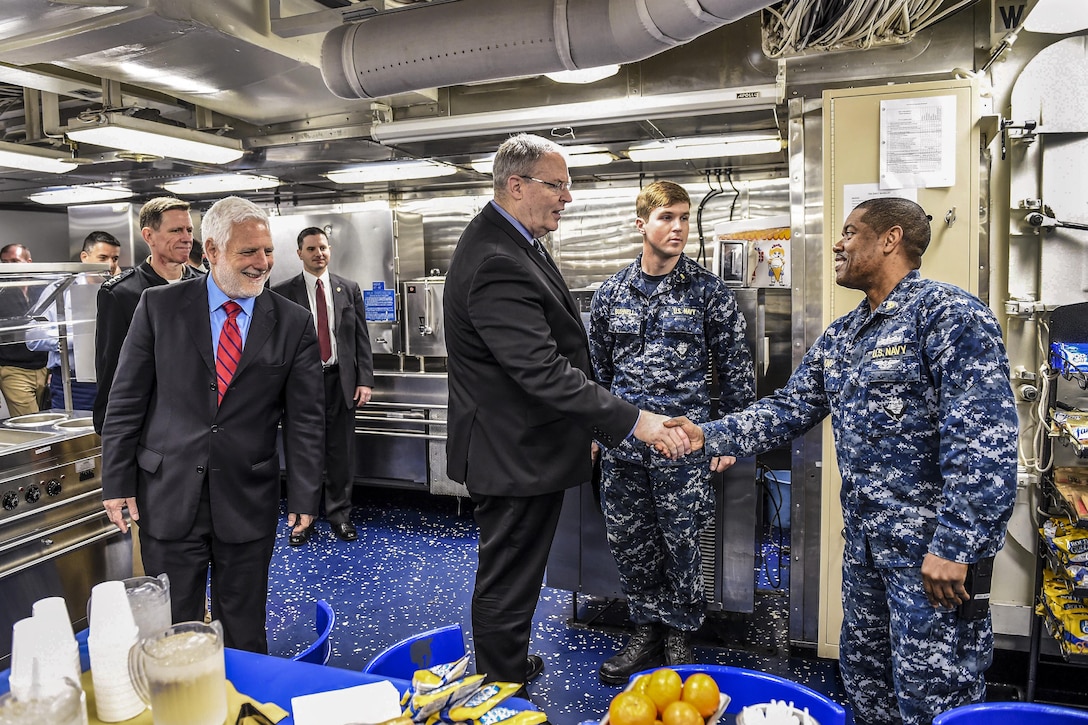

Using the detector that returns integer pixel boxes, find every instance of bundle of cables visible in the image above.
[761,0,975,59]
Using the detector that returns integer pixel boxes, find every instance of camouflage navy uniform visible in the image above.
[700,271,1017,725]
[589,253,754,631]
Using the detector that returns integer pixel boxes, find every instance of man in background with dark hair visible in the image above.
[27,231,122,410]
[188,239,208,273]
[273,226,373,545]
[93,197,200,433]
[81,231,122,277]
[0,243,48,415]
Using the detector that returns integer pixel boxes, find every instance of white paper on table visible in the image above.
[291,680,404,725]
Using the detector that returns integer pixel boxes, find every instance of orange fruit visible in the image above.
[681,673,721,718]
[661,700,703,725]
[608,691,657,725]
[630,674,651,696]
[646,668,683,715]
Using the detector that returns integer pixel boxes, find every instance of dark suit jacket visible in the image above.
[93,261,200,433]
[100,277,324,544]
[443,202,638,497]
[271,272,374,407]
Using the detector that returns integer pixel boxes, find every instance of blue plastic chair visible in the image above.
[632,665,847,725]
[292,599,335,665]
[933,702,1088,724]
[362,624,466,679]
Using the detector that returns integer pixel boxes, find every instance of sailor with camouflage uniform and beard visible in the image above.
[664,197,1018,725]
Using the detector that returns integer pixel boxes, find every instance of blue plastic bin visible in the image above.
[764,469,791,529]
[933,702,1088,725]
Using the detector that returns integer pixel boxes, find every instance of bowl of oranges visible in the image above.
[601,668,729,725]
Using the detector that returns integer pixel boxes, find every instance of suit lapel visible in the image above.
[484,205,581,321]
[235,292,275,379]
[183,280,215,375]
[329,273,347,332]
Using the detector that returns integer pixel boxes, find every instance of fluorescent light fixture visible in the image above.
[470,156,495,175]
[163,173,281,195]
[29,185,133,205]
[545,65,621,84]
[371,85,782,145]
[566,152,615,168]
[0,140,77,173]
[626,135,784,162]
[66,112,244,164]
[325,160,458,184]
[472,147,614,175]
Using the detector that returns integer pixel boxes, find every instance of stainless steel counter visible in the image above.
[354,371,464,497]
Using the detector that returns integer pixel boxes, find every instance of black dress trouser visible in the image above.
[322,366,356,524]
[139,482,276,654]
[469,488,565,683]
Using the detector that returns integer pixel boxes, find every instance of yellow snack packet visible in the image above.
[445,682,522,722]
[409,674,486,722]
[472,708,548,725]
[413,655,472,694]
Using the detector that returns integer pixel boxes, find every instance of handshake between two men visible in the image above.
[632,413,707,459]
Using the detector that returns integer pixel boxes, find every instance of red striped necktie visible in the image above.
[216,301,243,406]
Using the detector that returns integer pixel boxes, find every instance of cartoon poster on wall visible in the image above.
[714,215,791,288]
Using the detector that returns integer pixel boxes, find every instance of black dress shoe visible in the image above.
[599,623,666,685]
[525,654,544,682]
[288,525,314,547]
[332,521,358,541]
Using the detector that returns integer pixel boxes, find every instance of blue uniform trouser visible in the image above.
[840,545,991,725]
[599,457,714,631]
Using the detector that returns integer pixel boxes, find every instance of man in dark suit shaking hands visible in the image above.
[101,196,324,653]
[273,227,373,544]
[444,133,693,687]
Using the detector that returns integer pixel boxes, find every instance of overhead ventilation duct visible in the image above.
[321,0,777,99]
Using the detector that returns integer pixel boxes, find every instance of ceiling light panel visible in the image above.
[163,174,281,195]
[626,135,784,162]
[325,160,458,184]
[0,141,77,173]
[66,113,244,165]
[29,185,133,205]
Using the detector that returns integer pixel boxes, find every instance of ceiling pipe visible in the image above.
[320,0,777,99]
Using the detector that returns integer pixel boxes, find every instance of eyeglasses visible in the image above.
[518,176,573,194]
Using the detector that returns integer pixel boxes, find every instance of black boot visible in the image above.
[599,623,666,685]
[664,627,693,666]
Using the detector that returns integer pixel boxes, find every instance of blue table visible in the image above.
[227,648,412,724]
[2,643,537,725]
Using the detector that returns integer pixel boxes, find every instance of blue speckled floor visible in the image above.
[265,488,846,725]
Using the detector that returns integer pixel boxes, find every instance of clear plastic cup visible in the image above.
[0,677,85,725]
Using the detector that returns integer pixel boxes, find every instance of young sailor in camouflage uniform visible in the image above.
[665,197,1018,724]
[589,181,755,684]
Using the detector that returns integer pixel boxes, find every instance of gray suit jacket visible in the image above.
[272,271,373,407]
[100,277,324,543]
[443,202,638,497]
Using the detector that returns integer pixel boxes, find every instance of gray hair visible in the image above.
[492,133,565,197]
[202,196,268,254]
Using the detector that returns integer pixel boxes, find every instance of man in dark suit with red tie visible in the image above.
[273,228,373,544]
[100,196,324,653]
[443,133,692,688]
